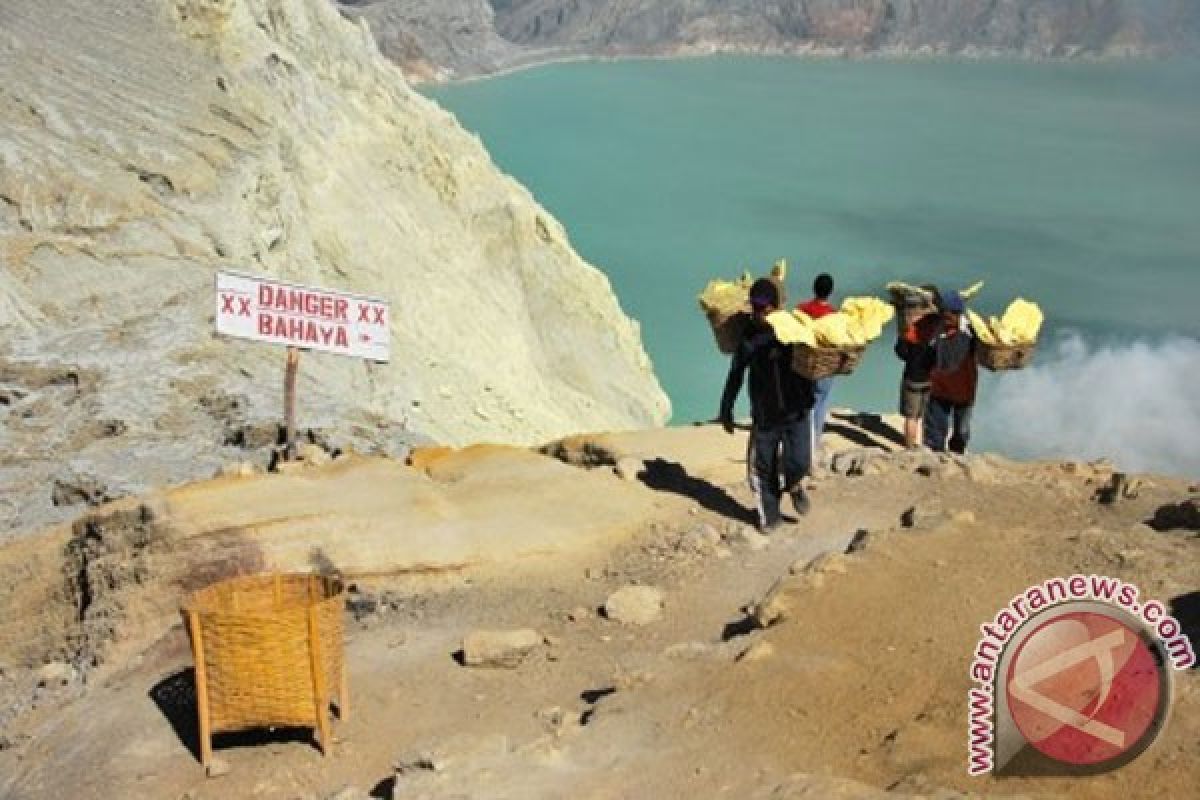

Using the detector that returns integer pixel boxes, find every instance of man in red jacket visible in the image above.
[796,273,836,443]
[924,290,978,454]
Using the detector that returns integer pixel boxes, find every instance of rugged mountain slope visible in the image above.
[0,0,669,537]
[343,0,1200,80]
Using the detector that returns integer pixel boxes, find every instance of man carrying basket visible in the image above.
[924,290,979,454]
[718,278,816,532]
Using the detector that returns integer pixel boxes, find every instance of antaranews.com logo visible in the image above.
[967,575,1195,776]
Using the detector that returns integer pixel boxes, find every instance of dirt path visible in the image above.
[1,422,1197,800]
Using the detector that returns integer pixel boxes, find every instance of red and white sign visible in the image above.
[215,271,390,362]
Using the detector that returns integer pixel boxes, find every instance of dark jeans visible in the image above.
[749,416,812,527]
[924,397,973,454]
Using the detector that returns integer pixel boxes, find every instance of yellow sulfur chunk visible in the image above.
[699,279,749,318]
[813,313,865,347]
[966,310,997,345]
[767,310,817,347]
[840,296,895,341]
[1001,298,1044,344]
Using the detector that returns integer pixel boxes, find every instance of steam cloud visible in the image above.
[975,333,1200,478]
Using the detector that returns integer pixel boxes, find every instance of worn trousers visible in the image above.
[748,416,812,527]
[924,397,973,454]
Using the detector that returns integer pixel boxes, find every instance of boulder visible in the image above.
[461,629,542,668]
[614,457,644,481]
[35,661,76,688]
[900,504,950,530]
[604,586,664,625]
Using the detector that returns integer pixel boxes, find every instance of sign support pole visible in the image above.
[284,346,300,461]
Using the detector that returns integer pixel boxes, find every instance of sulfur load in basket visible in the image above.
[768,296,893,380]
[182,573,347,769]
[967,298,1044,372]
[698,275,753,354]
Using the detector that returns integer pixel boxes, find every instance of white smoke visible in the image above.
[975,332,1200,479]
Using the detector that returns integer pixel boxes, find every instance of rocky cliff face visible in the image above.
[344,0,1200,80]
[0,0,670,537]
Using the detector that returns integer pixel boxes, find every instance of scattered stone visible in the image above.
[205,757,231,778]
[604,586,664,626]
[50,474,113,507]
[831,449,874,477]
[737,640,775,663]
[952,510,977,525]
[216,461,260,479]
[297,443,332,467]
[273,459,308,476]
[614,457,643,481]
[395,751,447,775]
[714,546,732,559]
[900,504,950,530]
[567,606,591,622]
[753,578,793,628]
[36,661,76,688]
[844,529,871,555]
[461,629,542,668]
[1095,472,1126,504]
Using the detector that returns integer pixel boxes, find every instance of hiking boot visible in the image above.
[789,486,811,516]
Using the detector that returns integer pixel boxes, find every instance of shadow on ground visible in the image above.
[149,668,320,764]
[828,411,905,449]
[637,458,756,525]
[1169,590,1200,669]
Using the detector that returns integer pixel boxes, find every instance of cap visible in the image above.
[941,290,965,314]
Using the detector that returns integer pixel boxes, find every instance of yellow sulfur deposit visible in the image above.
[767,296,894,348]
[968,299,1044,345]
[840,296,895,341]
[1000,298,1044,343]
[966,310,997,345]
[698,275,752,318]
[766,310,817,347]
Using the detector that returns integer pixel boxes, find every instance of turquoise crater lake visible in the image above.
[429,58,1200,476]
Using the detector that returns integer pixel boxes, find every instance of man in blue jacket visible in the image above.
[718,278,815,532]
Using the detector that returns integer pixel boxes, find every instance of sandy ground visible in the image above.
[1,415,1197,800]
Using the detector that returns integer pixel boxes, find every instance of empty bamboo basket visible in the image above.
[181,573,346,768]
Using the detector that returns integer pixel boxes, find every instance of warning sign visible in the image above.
[215,271,390,362]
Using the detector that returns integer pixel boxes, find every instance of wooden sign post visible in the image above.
[214,271,391,461]
[283,346,300,460]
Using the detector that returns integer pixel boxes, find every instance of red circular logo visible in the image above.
[1005,610,1166,767]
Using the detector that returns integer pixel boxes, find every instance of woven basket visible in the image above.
[977,341,1037,371]
[705,308,750,354]
[792,344,866,380]
[182,573,346,768]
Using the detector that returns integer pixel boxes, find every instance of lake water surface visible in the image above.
[430,58,1200,476]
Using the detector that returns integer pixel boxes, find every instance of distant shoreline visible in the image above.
[413,42,1174,88]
